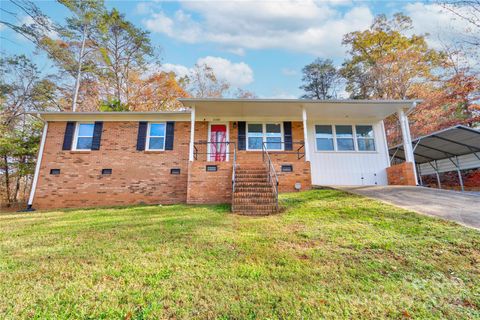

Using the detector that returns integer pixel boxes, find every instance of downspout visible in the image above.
[189,106,196,161]
[26,115,48,211]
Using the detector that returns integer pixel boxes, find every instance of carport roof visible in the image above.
[389,125,480,164]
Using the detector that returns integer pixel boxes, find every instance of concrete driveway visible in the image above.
[334,186,480,230]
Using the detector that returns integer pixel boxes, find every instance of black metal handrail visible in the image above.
[193,141,235,161]
[262,142,279,211]
[257,141,305,159]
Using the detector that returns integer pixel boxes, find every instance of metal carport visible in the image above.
[389,125,480,191]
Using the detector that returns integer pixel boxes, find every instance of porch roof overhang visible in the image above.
[179,98,418,121]
[28,111,191,122]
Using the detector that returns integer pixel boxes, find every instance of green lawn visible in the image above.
[1,190,479,319]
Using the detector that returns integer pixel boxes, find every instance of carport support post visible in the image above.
[429,161,441,189]
[451,156,464,192]
[302,106,310,162]
[398,108,418,184]
[416,164,423,186]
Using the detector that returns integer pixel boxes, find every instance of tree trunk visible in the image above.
[72,23,88,112]
[3,155,11,207]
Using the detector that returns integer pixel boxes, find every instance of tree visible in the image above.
[186,63,230,98]
[341,13,443,99]
[300,58,342,99]
[128,71,188,111]
[0,0,105,111]
[235,88,257,99]
[59,0,105,111]
[0,55,48,207]
[94,8,154,105]
[442,1,480,50]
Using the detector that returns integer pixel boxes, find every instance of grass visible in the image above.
[0,190,479,319]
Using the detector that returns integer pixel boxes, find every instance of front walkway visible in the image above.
[333,185,480,230]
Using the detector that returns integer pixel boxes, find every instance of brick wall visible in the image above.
[33,120,312,210]
[33,121,190,210]
[187,161,233,204]
[386,162,416,186]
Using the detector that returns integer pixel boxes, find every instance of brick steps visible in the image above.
[232,164,278,215]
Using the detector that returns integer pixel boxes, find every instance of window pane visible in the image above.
[149,137,165,150]
[266,123,281,133]
[248,124,262,133]
[358,138,376,151]
[150,123,165,137]
[315,125,332,138]
[77,137,93,149]
[78,124,94,137]
[337,138,354,151]
[335,125,353,137]
[356,125,374,138]
[266,137,281,150]
[248,137,262,150]
[316,138,334,151]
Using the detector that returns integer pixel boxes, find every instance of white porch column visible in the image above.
[189,106,195,161]
[398,108,418,183]
[27,121,48,209]
[302,106,310,162]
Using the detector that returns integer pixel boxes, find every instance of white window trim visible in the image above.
[314,124,377,153]
[355,125,377,152]
[73,122,94,151]
[334,125,356,152]
[246,122,284,151]
[314,124,335,152]
[146,122,166,151]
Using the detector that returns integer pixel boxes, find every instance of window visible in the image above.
[101,169,112,175]
[315,124,376,152]
[335,125,354,151]
[247,123,283,150]
[170,168,181,175]
[315,125,334,151]
[281,165,293,172]
[247,124,263,150]
[50,169,60,175]
[147,123,166,150]
[356,125,375,151]
[74,123,94,150]
[265,124,282,150]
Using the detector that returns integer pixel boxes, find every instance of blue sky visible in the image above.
[0,1,467,98]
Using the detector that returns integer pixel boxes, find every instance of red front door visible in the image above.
[210,124,227,161]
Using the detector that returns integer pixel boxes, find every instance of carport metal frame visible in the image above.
[389,125,480,191]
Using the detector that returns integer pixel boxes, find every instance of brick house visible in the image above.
[27,99,418,213]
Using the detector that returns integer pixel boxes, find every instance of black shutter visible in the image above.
[62,121,76,150]
[165,121,175,150]
[238,121,246,150]
[136,121,148,151]
[91,121,103,150]
[284,121,292,151]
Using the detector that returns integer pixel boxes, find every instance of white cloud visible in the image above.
[404,3,473,50]
[160,56,254,87]
[142,1,373,56]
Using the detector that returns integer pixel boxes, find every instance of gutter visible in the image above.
[25,113,48,211]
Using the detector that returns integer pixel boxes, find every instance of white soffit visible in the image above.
[180,99,415,121]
